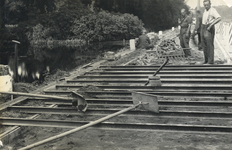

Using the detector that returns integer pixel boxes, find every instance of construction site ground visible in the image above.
[1,32,232,150]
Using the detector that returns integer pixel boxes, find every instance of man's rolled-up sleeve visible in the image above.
[212,8,221,19]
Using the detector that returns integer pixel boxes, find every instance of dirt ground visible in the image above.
[9,126,232,150]
[1,30,232,150]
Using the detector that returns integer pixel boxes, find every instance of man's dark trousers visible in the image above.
[179,28,191,57]
[197,32,202,49]
[202,25,215,64]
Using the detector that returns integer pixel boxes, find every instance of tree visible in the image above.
[72,11,144,42]
[82,0,188,31]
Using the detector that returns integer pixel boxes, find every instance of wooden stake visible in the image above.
[12,40,20,82]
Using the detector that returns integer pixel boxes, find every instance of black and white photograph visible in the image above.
[0,0,232,149]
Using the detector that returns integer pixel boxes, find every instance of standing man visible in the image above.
[201,0,221,64]
[178,8,192,57]
[192,10,203,50]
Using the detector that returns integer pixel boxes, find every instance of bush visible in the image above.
[71,11,144,42]
[33,0,91,40]
[30,23,50,41]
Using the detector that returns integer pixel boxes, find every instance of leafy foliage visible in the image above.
[1,0,190,64]
[1,0,91,64]
[82,0,189,32]
[1,0,28,25]
[72,11,144,42]
[30,24,50,41]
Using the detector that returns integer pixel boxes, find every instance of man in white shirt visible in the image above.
[201,0,221,64]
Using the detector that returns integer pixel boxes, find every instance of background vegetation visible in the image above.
[82,0,189,31]
[72,11,143,42]
[1,0,231,63]
[1,0,188,42]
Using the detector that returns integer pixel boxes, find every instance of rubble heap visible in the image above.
[157,39,183,55]
[129,53,160,66]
